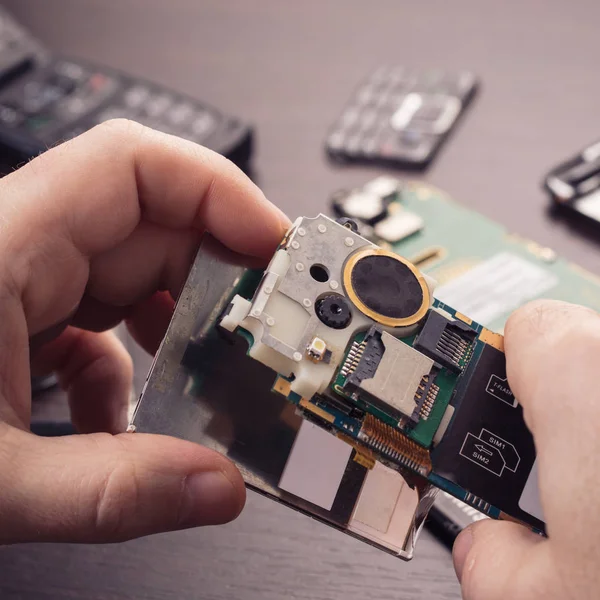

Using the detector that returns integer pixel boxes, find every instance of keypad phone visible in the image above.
[0,8,253,171]
[326,66,477,169]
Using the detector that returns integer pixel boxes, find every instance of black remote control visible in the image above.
[0,8,253,172]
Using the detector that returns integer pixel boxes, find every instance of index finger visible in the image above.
[4,118,288,259]
[0,119,289,336]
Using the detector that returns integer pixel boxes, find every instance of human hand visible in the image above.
[453,299,600,600]
[0,119,290,544]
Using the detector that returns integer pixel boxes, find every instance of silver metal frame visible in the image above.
[130,235,438,560]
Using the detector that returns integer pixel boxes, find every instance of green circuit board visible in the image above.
[330,318,465,448]
[380,181,600,331]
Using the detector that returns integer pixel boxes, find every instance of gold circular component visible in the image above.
[343,247,430,327]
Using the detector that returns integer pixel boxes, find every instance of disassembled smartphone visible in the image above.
[544,139,600,227]
[129,177,600,559]
[330,177,600,539]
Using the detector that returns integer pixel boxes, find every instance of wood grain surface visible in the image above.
[2,0,600,598]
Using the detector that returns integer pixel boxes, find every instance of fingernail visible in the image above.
[180,471,240,528]
[453,527,474,583]
[281,218,292,234]
[275,207,292,232]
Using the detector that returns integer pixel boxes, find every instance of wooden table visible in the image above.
[2,1,600,598]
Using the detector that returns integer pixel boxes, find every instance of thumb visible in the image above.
[453,520,550,600]
[0,426,245,544]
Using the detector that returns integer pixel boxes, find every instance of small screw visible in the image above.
[336,217,359,233]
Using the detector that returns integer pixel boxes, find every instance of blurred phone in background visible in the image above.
[0,6,254,174]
